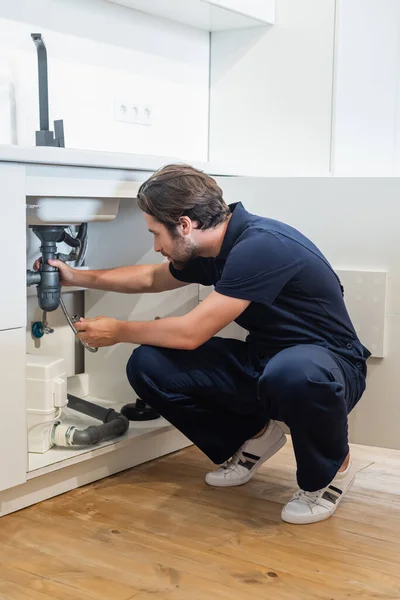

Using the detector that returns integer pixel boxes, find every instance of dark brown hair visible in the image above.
[137,164,231,232]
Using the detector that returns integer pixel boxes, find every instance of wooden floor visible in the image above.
[1,439,400,600]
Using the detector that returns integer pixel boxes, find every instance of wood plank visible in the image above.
[0,440,400,599]
[0,511,336,600]
[0,564,94,600]
[32,464,400,597]
[0,544,137,600]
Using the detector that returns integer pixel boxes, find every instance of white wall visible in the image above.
[333,0,400,175]
[216,175,400,451]
[0,0,209,160]
[209,0,336,175]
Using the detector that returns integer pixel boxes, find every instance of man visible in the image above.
[48,164,370,525]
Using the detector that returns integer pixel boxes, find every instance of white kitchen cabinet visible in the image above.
[217,0,275,24]
[105,0,275,30]
[0,165,26,330]
[0,149,249,517]
[0,327,27,491]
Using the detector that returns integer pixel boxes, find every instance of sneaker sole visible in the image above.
[205,431,287,488]
[281,473,356,525]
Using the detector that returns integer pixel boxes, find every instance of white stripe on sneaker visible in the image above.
[281,461,356,525]
[205,421,287,488]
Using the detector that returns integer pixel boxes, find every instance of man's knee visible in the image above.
[126,344,164,394]
[258,346,337,419]
[260,349,309,393]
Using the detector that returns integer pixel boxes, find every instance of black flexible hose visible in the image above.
[62,231,81,248]
[67,394,116,423]
[75,223,88,267]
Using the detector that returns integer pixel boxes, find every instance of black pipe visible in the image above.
[67,394,118,423]
[26,270,41,286]
[76,223,88,245]
[65,394,130,446]
[71,417,128,446]
[29,226,67,312]
[37,241,61,312]
[63,232,81,248]
[75,223,88,267]
[28,225,87,311]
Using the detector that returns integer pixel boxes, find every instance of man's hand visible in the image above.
[74,316,122,347]
[33,257,78,287]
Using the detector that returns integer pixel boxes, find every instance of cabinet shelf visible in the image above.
[105,0,275,31]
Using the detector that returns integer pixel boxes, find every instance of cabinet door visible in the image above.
[217,0,275,23]
[0,328,27,490]
[0,164,26,330]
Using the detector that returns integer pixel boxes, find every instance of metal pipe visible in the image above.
[31,32,65,147]
[59,297,98,353]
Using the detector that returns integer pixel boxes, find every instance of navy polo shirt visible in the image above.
[169,202,371,368]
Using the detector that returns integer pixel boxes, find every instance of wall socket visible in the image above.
[113,100,153,126]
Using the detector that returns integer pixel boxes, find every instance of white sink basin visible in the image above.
[26,196,120,225]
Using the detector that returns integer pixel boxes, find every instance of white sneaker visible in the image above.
[281,459,356,525]
[205,420,286,487]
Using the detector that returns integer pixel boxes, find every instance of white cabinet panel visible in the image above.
[105,0,274,30]
[0,164,26,330]
[337,269,387,358]
[349,315,400,450]
[0,328,27,491]
[210,1,335,174]
[217,0,275,23]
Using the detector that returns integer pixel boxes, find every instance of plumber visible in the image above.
[48,164,370,525]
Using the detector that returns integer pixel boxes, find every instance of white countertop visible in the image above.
[0,144,248,177]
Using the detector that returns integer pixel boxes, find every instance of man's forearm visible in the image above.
[117,316,195,350]
[72,265,154,293]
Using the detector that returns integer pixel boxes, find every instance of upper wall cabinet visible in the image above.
[217,0,275,24]
[105,0,275,31]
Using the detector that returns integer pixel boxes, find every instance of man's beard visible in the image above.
[170,238,198,270]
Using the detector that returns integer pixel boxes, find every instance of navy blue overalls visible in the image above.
[126,202,370,491]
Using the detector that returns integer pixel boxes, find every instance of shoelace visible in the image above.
[221,451,245,473]
[292,489,323,505]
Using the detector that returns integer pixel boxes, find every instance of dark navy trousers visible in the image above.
[126,338,366,491]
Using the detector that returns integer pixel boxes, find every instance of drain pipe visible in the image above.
[52,394,129,447]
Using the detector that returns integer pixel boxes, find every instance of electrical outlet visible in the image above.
[130,104,140,123]
[114,100,130,122]
[114,100,153,126]
[138,105,153,126]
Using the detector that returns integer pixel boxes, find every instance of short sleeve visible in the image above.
[215,233,301,305]
[169,258,214,285]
